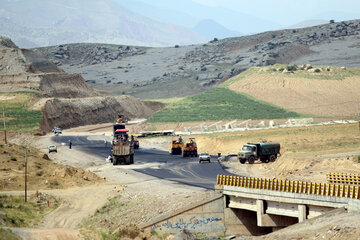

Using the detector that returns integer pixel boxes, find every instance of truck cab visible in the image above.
[238,144,258,164]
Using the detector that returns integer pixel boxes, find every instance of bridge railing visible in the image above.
[327,173,360,185]
[216,174,360,199]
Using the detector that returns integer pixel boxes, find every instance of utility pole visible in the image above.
[2,106,6,144]
[25,147,28,202]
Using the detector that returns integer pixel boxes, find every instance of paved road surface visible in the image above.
[52,135,231,189]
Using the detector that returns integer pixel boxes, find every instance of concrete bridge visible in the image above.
[142,175,360,236]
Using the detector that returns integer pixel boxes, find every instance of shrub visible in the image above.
[174,45,179,48]
[357,155,360,163]
[286,65,298,72]
[50,180,59,186]
[314,68,321,73]
[330,19,335,24]
[10,156,17,161]
[278,68,284,72]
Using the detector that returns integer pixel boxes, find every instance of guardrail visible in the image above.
[327,173,360,185]
[217,175,360,199]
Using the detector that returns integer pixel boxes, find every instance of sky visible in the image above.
[191,0,360,24]
[127,0,360,34]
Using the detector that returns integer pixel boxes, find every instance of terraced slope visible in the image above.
[225,65,360,117]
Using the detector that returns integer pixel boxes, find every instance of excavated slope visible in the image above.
[41,96,164,131]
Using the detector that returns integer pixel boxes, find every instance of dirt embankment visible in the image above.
[0,142,103,191]
[39,73,98,98]
[41,96,165,131]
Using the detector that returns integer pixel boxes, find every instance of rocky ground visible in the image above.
[37,19,360,99]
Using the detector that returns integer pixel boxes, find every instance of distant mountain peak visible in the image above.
[192,19,242,40]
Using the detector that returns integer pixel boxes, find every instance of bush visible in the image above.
[330,19,335,24]
[357,155,360,163]
[174,45,179,48]
[314,68,321,73]
[10,156,17,161]
[286,65,298,72]
[278,68,284,72]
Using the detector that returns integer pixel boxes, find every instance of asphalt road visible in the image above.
[52,135,232,189]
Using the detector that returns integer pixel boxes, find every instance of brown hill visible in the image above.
[225,65,360,117]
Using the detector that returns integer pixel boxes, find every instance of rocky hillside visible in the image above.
[38,19,360,99]
[0,37,163,131]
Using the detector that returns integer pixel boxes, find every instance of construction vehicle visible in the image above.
[238,142,280,164]
[131,135,139,149]
[182,138,198,157]
[169,138,183,155]
[112,127,134,165]
[116,114,128,124]
[111,116,134,164]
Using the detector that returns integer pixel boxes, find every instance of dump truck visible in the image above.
[169,139,183,155]
[182,138,198,157]
[238,142,280,164]
[112,124,134,165]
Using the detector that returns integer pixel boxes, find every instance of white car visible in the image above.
[53,128,62,134]
[48,145,57,153]
[199,153,211,163]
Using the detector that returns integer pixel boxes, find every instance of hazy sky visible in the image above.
[192,0,360,23]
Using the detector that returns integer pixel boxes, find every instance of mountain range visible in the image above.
[0,0,343,48]
[0,0,206,48]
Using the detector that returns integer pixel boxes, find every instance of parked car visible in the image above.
[48,145,57,153]
[199,153,211,163]
[53,128,62,134]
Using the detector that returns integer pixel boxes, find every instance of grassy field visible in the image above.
[0,92,42,133]
[0,227,21,240]
[0,194,58,228]
[148,87,301,123]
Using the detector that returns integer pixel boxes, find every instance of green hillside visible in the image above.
[0,92,42,133]
[148,87,301,123]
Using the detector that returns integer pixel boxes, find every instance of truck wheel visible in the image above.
[113,157,118,165]
[239,159,246,164]
[248,156,255,164]
[125,156,131,165]
[269,155,276,162]
[130,155,134,164]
